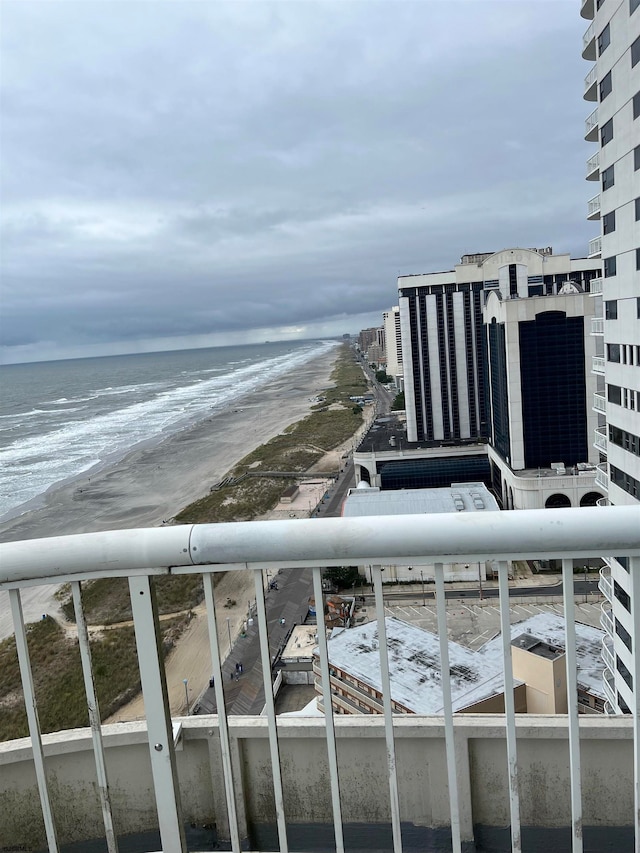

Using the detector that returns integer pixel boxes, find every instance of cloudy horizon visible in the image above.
[1,1,596,364]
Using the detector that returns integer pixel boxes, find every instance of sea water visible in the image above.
[0,339,337,523]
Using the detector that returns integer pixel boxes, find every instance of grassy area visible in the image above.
[0,608,189,742]
[60,574,205,625]
[175,343,367,525]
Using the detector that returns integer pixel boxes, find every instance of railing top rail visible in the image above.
[1,506,639,588]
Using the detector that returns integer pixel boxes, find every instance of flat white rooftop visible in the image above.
[342,482,499,516]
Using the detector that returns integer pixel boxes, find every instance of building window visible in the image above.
[608,384,622,405]
[607,343,621,362]
[611,466,640,499]
[614,579,632,612]
[602,164,614,190]
[598,23,611,55]
[604,257,617,278]
[617,657,633,691]
[616,619,633,652]
[633,35,640,67]
[637,248,640,271]
[633,0,640,12]
[636,198,640,220]
[605,299,618,318]
[635,92,640,119]
[635,146,640,171]
[599,70,612,101]
[601,117,614,145]
[603,210,616,234]
[609,424,640,457]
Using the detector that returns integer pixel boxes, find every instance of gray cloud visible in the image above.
[1,1,596,362]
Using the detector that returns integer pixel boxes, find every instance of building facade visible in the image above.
[383,306,403,388]
[581,0,640,715]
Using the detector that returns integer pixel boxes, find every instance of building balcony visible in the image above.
[581,0,595,20]
[594,425,608,452]
[593,392,606,414]
[587,193,601,220]
[584,65,598,101]
[592,356,606,375]
[586,151,600,181]
[0,508,639,853]
[599,565,613,601]
[585,107,599,141]
[591,316,604,335]
[600,601,614,635]
[596,461,610,491]
[602,634,616,674]
[588,235,602,257]
[582,21,596,60]
[590,276,603,294]
[597,496,611,507]
[603,667,617,712]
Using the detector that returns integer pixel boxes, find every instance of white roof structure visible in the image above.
[342,482,499,517]
[324,616,508,714]
[477,612,605,700]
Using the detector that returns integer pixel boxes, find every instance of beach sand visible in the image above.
[0,348,340,643]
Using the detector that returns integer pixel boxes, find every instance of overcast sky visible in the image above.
[1,0,595,364]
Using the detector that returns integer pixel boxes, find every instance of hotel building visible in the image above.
[581,0,640,715]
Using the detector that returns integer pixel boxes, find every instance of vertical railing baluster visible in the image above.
[71,581,119,853]
[498,559,521,853]
[561,559,583,852]
[128,576,186,852]
[9,589,59,853]
[629,555,640,851]
[253,568,289,853]
[203,571,242,852]
[312,566,345,853]
[372,564,403,853]
[434,563,462,853]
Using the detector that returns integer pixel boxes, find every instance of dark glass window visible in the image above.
[609,425,640,456]
[611,466,640,499]
[599,70,612,101]
[614,579,631,612]
[605,299,618,318]
[633,35,640,67]
[637,248,640,271]
[604,257,617,278]
[607,343,621,362]
[634,92,640,119]
[617,656,633,690]
[601,117,613,144]
[602,164,614,190]
[603,210,616,234]
[633,0,640,12]
[608,384,622,405]
[598,24,610,55]
[617,620,633,652]
[635,145,640,171]
[596,0,605,7]
[636,198,640,220]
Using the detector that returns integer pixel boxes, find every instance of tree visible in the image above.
[391,391,405,411]
[322,566,361,589]
[375,369,390,383]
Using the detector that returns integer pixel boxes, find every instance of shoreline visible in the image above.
[0,347,340,641]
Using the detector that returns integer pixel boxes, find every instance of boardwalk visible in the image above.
[196,566,315,715]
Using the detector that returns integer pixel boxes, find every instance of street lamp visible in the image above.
[419,569,425,606]
[183,678,190,715]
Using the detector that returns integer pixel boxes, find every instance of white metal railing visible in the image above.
[596,462,610,491]
[603,667,617,712]
[585,107,598,139]
[1,507,639,853]
[586,151,600,179]
[599,565,613,601]
[602,634,616,673]
[587,193,601,219]
[594,425,608,451]
[597,496,611,507]
[592,356,606,375]
[600,601,614,635]
[584,65,598,99]
[590,276,603,294]
[588,235,602,257]
[592,316,604,335]
[582,21,596,57]
[593,391,607,412]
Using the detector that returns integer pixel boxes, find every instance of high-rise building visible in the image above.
[383,307,403,387]
[581,0,640,715]
[398,249,602,507]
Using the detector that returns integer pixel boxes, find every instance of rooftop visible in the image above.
[343,483,499,516]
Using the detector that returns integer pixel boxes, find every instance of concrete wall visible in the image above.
[0,715,635,850]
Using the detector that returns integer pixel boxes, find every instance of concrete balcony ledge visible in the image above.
[581,0,595,20]
[582,21,596,59]
[584,65,598,100]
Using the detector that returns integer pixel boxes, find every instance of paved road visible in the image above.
[356,578,601,603]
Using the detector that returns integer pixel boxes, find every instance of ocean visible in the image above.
[0,339,338,524]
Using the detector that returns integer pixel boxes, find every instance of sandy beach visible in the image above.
[0,348,339,641]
